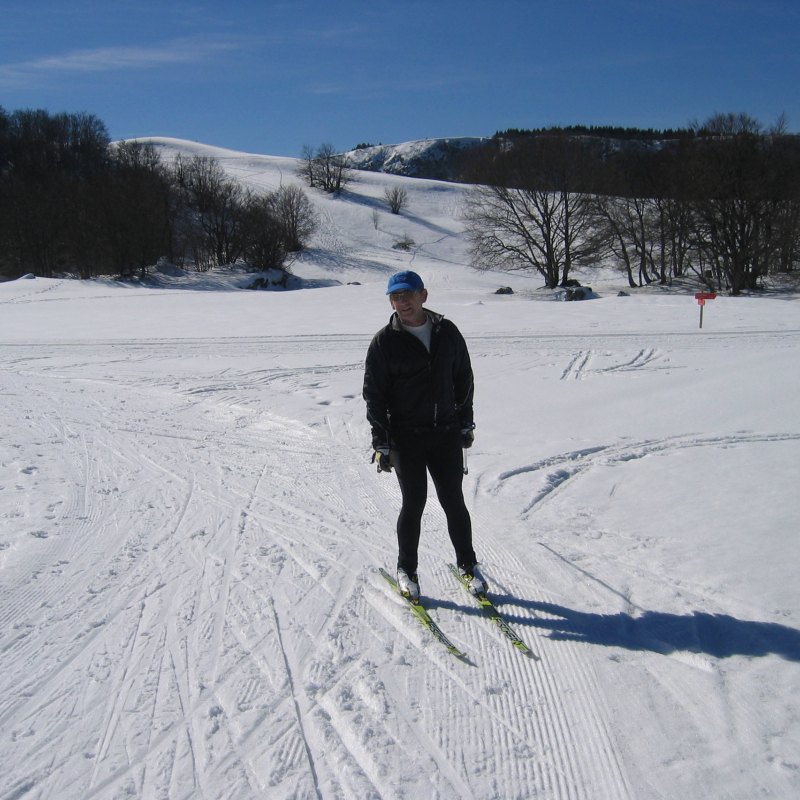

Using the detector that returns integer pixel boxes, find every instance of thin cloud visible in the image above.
[0,37,247,88]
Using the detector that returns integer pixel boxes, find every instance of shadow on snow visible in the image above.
[429,596,800,662]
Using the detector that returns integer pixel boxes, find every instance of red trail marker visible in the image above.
[695,293,717,327]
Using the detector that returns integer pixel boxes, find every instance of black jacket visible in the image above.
[363,309,474,447]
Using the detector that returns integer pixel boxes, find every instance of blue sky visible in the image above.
[2,0,798,157]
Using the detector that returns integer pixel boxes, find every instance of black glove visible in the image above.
[373,447,393,473]
[460,427,475,449]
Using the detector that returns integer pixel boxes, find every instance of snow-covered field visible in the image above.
[1,140,799,800]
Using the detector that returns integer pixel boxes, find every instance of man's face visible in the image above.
[390,288,428,326]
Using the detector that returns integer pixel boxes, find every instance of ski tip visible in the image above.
[524,649,541,661]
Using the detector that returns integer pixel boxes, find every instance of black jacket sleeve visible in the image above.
[363,332,391,448]
[450,323,474,429]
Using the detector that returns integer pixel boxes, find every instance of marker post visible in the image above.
[695,293,716,328]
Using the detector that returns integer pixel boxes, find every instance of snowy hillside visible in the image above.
[1,139,799,800]
[344,137,488,180]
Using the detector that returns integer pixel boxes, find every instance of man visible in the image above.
[363,270,486,602]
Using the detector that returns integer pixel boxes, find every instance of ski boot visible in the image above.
[397,568,420,603]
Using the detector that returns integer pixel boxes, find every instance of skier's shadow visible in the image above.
[431,596,800,661]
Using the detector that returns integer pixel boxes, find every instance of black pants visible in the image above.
[392,427,475,576]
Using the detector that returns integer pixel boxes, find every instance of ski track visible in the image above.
[491,430,800,520]
[1,332,796,799]
[558,348,671,381]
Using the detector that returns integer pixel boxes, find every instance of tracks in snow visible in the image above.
[560,348,667,380]
[2,331,797,798]
[0,338,639,800]
[491,431,800,517]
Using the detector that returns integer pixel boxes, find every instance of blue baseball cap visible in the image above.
[386,270,424,295]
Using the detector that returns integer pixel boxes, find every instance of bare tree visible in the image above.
[384,186,408,214]
[772,197,800,274]
[169,157,317,273]
[464,183,562,287]
[297,144,317,189]
[271,184,317,251]
[317,142,352,194]
[297,143,352,195]
[241,193,287,272]
[95,140,174,280]
[685,113,797,293]
[590,195,662,287]
[463,135,599,287]
[172,154,250,269]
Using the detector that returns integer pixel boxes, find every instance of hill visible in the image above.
[344,136,489,180]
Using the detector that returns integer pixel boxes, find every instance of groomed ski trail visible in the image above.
[0,336,665,800]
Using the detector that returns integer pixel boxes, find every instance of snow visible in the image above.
[1,139,799,800]
[344,137,489,177]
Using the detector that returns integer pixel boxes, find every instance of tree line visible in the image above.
[5,107,798,295]
[493,124,698,142]
[0,107,316,281]
[460,113,800,293]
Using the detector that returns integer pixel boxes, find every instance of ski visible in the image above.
[379,568,467,659]
[448,564,537,658]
